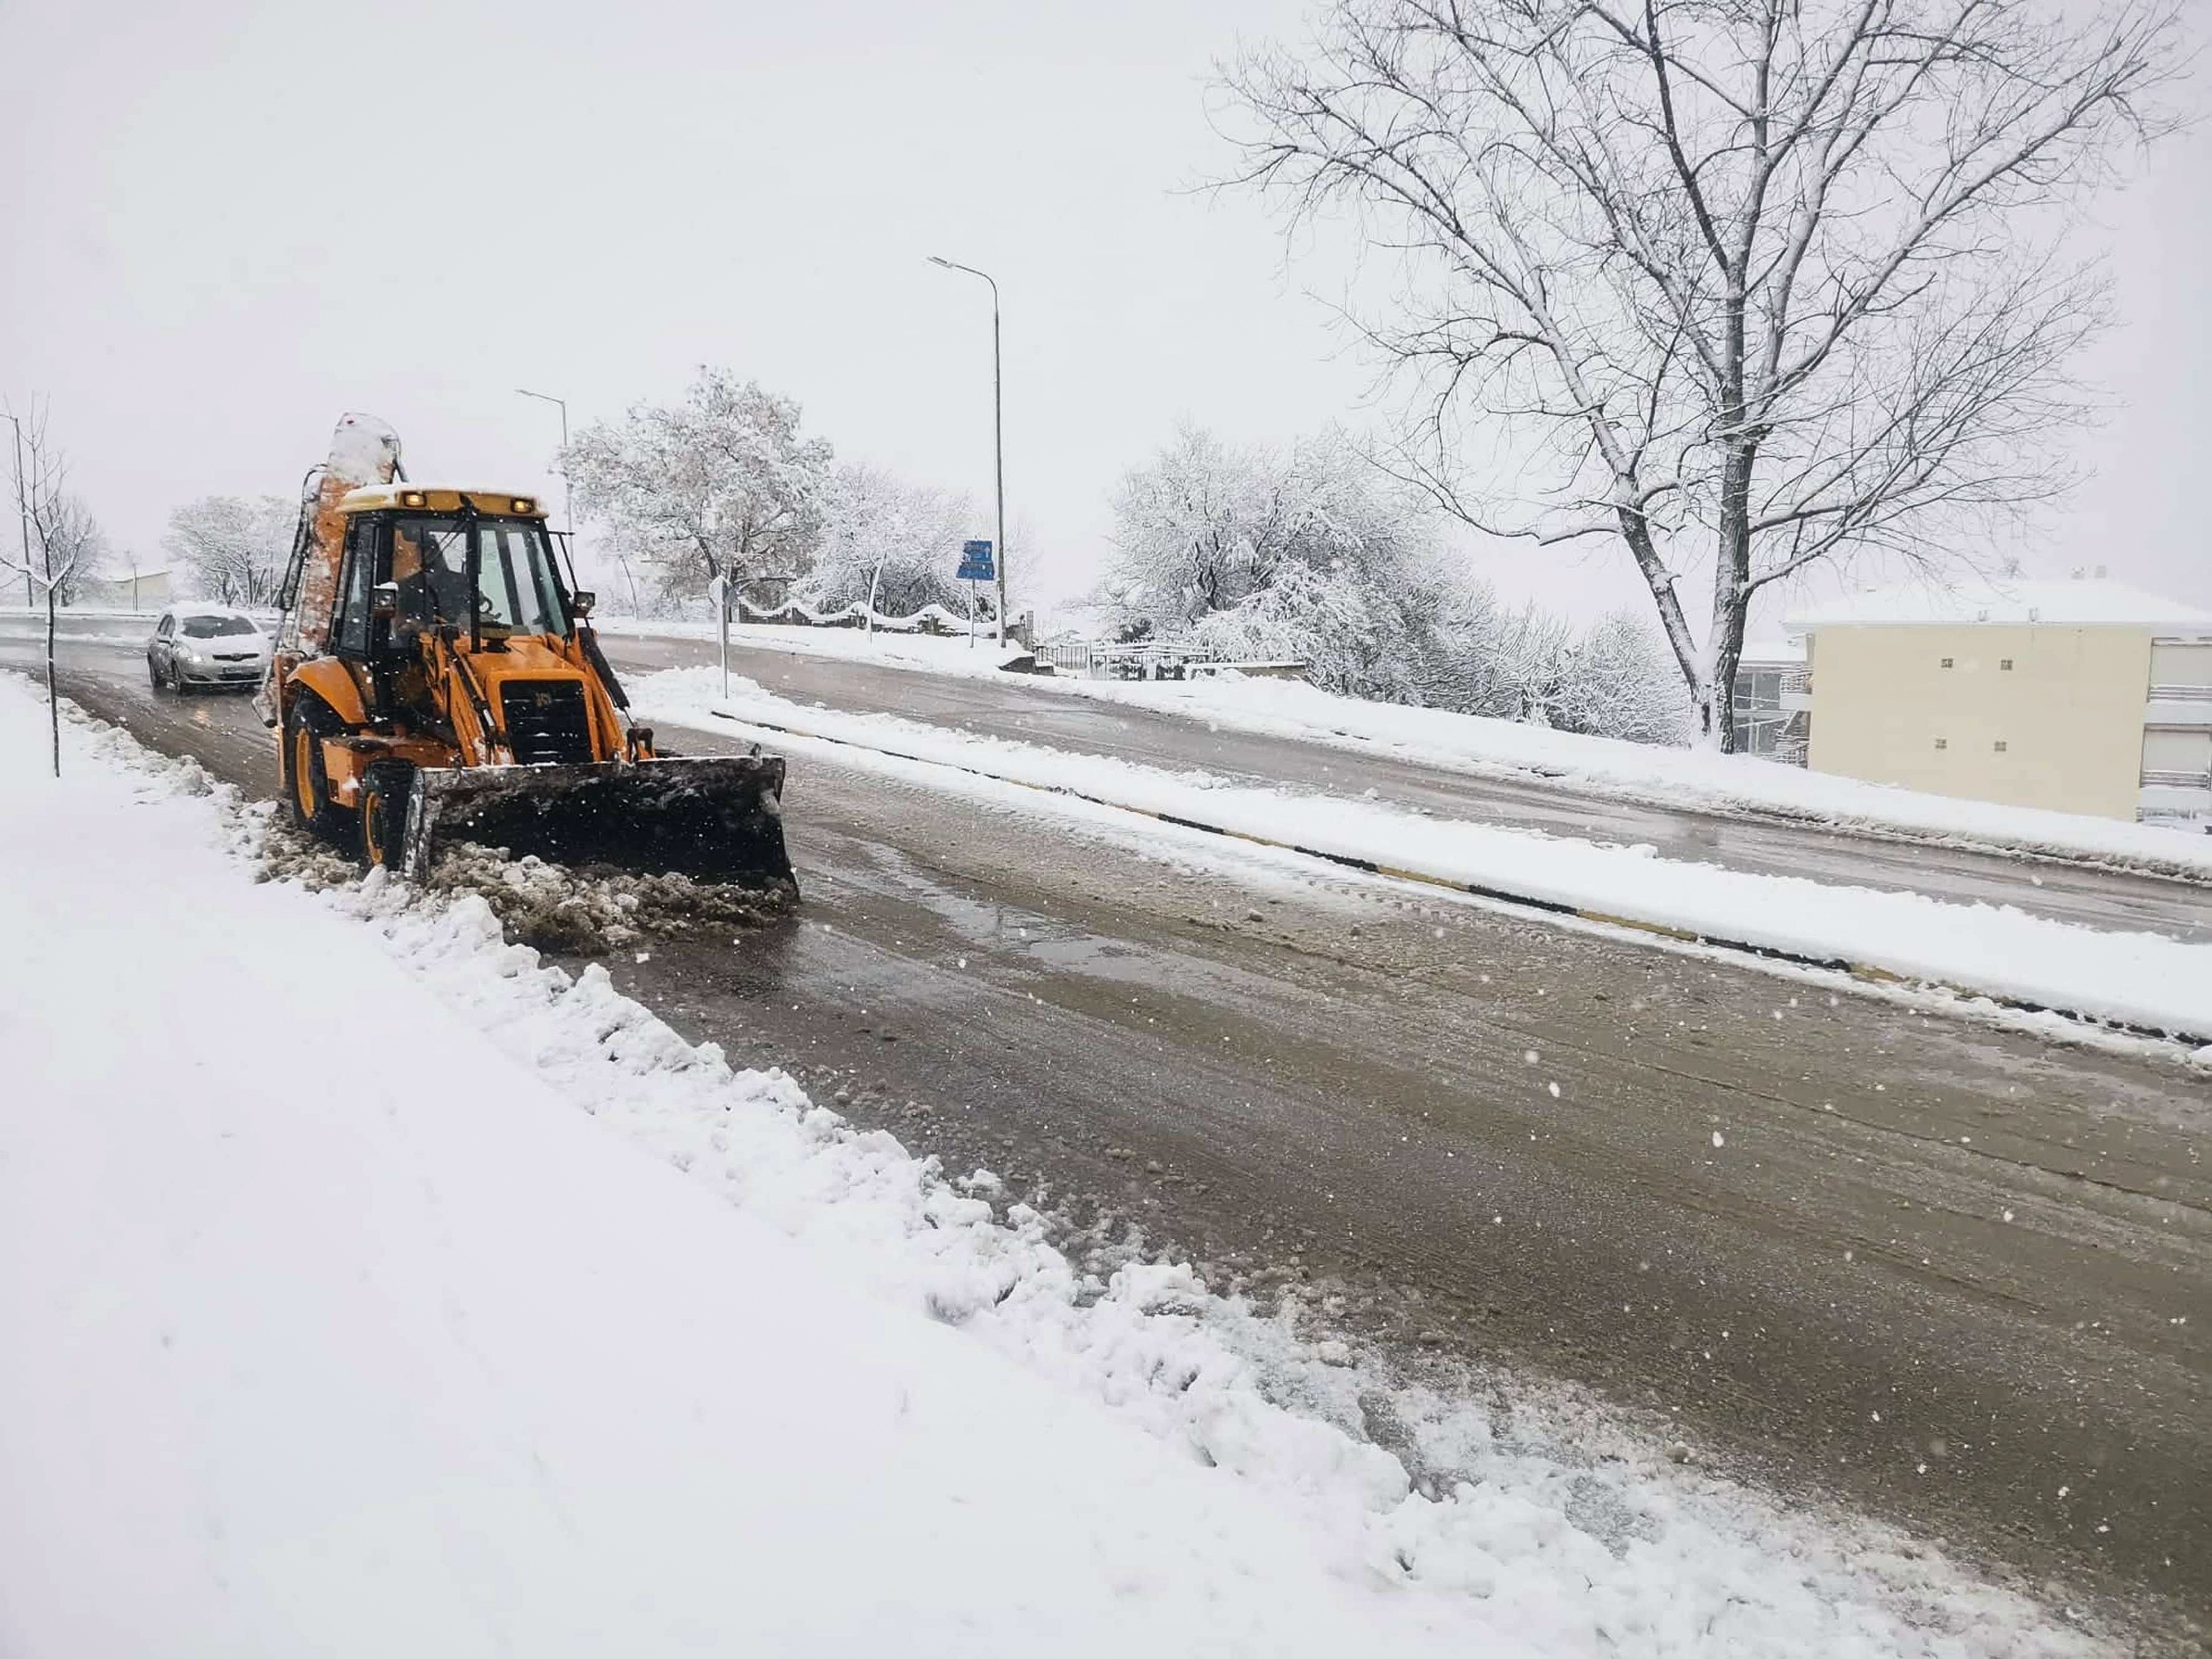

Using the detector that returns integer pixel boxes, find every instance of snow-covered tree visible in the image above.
[802,464,988,620]
[164,494,294,607]
[4,403,108,773]
[566,370,833,607]
[1224,0,2184,747]
[1101,425,1468,700]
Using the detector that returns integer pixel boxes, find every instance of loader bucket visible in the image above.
[399,755,795,891]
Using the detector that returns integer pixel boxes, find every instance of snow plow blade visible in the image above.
[398,755,795,890]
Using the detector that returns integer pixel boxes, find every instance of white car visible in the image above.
[146,605,270,693]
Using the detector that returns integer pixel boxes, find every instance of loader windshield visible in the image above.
[390,515,569,638]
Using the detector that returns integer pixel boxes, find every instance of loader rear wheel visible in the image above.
[285,696,350,842]
[360,761,416,873]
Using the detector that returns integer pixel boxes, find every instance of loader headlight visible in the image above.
[399,489,427,509]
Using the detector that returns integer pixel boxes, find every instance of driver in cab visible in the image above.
[391,524,472,636]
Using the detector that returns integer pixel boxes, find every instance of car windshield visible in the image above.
[181,614,257,639]
[390,515,568,636]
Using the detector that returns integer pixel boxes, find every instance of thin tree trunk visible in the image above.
[44,583,59,777]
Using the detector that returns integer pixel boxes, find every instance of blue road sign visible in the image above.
[958,539,995,581]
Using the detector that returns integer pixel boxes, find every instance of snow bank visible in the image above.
[1076,674,2212,878]
[595,613,1029,676]
[615,620,2212,880]
[0,672,2110,1656]
[629,668,2212,1046]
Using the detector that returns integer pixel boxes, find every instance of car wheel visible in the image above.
[359,760,417,873]
[147,654,163,690]
[284,695,350,841]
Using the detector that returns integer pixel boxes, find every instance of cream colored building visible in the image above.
[1785,579,2212,825]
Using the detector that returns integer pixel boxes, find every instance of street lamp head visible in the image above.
[926,256,955,269]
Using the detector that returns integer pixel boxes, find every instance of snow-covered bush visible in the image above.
[1101,427,1690,744]
[1547,613,1696,744]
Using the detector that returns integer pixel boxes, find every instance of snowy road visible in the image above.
[600,629,2212,940]
[8,627,2209,1642]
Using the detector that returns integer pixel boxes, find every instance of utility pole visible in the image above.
[927,256,1007,643]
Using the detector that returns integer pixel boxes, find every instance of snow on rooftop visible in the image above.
[1786,576,2212,630]
[1738,636,1806,664]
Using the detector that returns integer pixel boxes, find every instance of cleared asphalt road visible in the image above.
[602,629,2212,941]
[7,624,2208,1645]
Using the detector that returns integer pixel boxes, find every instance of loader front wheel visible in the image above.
[360,760,415,873]
[285,697,349,842]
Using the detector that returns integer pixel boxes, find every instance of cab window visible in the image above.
[333,517,378,656]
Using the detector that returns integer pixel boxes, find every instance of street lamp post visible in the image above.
[927,256,1006,644]
[514,386,597,608]
[514,387,572,534]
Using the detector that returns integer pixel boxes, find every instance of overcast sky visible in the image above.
[4,0,2205,630]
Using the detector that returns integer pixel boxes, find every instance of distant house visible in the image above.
[75,568,173,611]
[1783,577,2212,826]
[1731,639,1811,763]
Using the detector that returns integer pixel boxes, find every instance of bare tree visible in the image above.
[565,369,833,612]
[164,494,294,606]
[1223,0,2184,747]
[3,403,108,775]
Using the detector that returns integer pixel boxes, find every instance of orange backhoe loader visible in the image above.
[257,412,794,888]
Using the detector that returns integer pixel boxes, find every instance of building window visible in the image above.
[2000,658,2014,670]
[1940,656,1954,668]
[1993,740,2008,753]
[1934,738,1948,751]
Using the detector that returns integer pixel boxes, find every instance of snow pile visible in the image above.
[631,667,2212,1046]
[250,818,791,954]
[0,673,2113,1655]
[422,842,791,954]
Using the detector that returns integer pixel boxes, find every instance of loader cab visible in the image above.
[333,506,573,659]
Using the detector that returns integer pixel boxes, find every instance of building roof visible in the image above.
[1786,576,2212,631]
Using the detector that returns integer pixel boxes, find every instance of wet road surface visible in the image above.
[8,623,2208,1644]
[600,628,2212,941]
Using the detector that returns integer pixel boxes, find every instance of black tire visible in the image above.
[171,658,191,695]
[146,654,162,690]
[359,760,417,873]
[284,695,350,841]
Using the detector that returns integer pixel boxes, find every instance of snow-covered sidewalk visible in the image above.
[0,674,2106,1656]
[607,619,2212,880]
[0,690,1484,1653]
[629,667,2212,1048]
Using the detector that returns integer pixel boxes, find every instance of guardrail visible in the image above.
[1031,640,1307,682]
